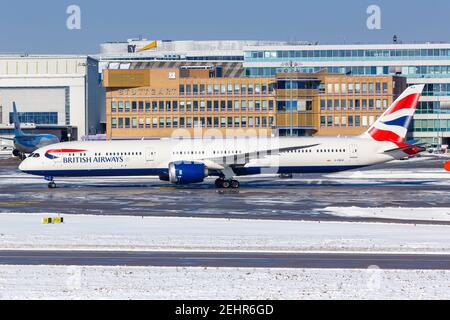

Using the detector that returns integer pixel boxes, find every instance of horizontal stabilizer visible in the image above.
[383,144,426,155]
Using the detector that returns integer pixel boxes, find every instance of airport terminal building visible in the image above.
[243,43,450,145]
[103,66,401,139]
[0,55,104,143]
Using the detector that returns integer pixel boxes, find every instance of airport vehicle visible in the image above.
[19,85,425,189]
[0,102,60,159]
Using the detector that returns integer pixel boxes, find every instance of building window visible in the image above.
[220,101,226,112]
[125,117,130,128]
[111,118,117,129]
[228,117,233,127]
[355,115,361,126]
[159,101,164,112]
[152,101,157,112]
[118,118,124,128]
[248,100,254,111]
[180,101,185,112]
[125,102,131,112]
[11,112,59,125]
[118,102,124,112]
[234,117,240,127]
[132,117,137,128]
[320,100,326,110]
[146,118,151,128]
[111,101,117,113]
[139,118,144,128]
[200,84,205,95]
[179,85,185,96]
[159,117,164,128]
[132,101,137,112]
[348,116,354,127]
[221,117,226,128]
[186,85,191,96]
[248,117,254,127]
[255,100,261,111]
[213,100,219,111]
[327,116,332,127]
[193,84,198,95]
[152,117,157,128]
[207,101,212,112]
[255,117,260,127]
[234,100,240,111]
[145,102,151,112]
[320,116,326,127]
[234,84,240,95]
[173,101,178,112]
[138,101,144,112]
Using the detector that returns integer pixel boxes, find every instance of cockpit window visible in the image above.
[33,153,40,158]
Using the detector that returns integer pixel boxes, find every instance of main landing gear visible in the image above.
[215,178,240,189]
[13,149,27,160]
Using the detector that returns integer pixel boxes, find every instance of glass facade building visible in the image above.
[244,43,450,145]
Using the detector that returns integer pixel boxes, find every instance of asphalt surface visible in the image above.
[0,156,449,223]
[1,250,450,270]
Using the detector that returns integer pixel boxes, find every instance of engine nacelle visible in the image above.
[168,161,209,184]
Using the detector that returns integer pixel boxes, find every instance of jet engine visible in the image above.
[168,161,209,184]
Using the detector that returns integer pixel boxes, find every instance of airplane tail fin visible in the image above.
[361,84,425,143]
[12,102,23,136]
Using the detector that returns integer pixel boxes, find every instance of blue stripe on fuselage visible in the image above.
[22,165,366,178]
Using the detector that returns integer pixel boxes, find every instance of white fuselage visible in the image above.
[19,136,399,178]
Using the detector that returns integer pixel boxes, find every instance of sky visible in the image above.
[0,0,448,54]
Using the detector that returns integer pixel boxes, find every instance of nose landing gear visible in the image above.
[45,176,56,189]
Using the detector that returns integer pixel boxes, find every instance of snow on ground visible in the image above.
[326,168,450,180]
[2,213,450,253]
[321,207,450,222]
[0,265,449,300]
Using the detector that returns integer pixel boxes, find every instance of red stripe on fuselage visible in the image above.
[46,149,87,154]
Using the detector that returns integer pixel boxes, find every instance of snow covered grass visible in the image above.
[0,265,449,300]
[321,207,450,222]
[2,213,450,253]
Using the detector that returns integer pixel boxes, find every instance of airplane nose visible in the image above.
[19,159,28,172]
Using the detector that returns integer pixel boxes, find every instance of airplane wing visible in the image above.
[198,143,321,170]
[0,136,15,141]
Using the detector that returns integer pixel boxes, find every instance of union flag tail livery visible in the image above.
[362,84,425,144]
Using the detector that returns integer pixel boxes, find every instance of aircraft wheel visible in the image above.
[230,180,240,189]
[221,180,231,189]
[12,149,20,157]
[48,182,56,189]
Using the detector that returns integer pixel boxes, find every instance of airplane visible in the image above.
[0,102,60,159]
[19,84,426,189]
